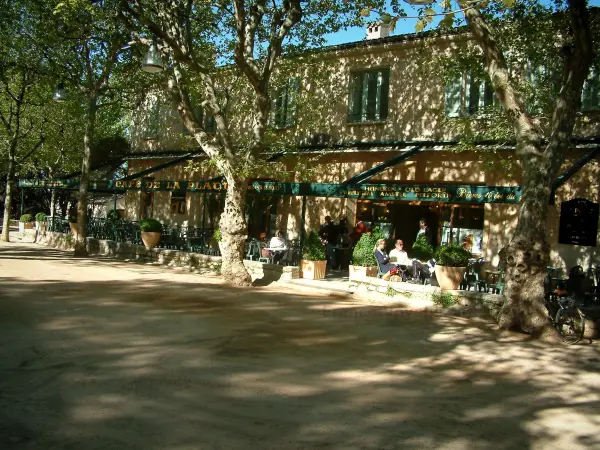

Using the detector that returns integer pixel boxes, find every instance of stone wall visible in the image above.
[36,231,299,282]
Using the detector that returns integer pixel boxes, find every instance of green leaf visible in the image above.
[415,19,426,33]
[381,13,393,25]
[500,0,515,8]
[424,8,435,16]
[360,8,371,17]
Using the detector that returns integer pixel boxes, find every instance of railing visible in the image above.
[46,216,305,265]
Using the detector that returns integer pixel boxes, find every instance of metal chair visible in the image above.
[460,258,486,291]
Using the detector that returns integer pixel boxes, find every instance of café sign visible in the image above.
[18,178,522,204]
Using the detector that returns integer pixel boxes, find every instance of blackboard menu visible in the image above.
[559,198,599,247]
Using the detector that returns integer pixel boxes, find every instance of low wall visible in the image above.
[36,231,299,282]
[350,273,505,319]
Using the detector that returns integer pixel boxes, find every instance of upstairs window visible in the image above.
[581,68,600,111]
[348,68,390,123]
[271,78,299,128]
[183,103,217,135]
[445,73,497,118]
[144,100,161,139]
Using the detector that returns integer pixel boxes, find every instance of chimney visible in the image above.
[366,22,391,40]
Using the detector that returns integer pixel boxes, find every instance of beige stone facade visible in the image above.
[124,30,600,272]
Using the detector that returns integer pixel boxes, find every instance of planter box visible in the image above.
[141,231,161,250]
[19,222,34,232]
[349,265,378,281]
[301,259,327,280]
[434,265,467,290]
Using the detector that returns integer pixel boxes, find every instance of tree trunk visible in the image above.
[1,150,15,242]
[497,143,555,335]
[74,96,98,257]
[218,174,252,286]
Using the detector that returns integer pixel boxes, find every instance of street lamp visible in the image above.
[141,42,165,73]
[52,82,67,102]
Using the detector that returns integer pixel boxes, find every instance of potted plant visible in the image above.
[35,212,47,231]
[210,227,221,255]
[433,243,472,290]
[301,230,327,280]
[349,227,383,281]
[411,235,434,262]
[139,218,162,249]
[19,214,34,232]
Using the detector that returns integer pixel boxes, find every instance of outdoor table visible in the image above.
[265,247,288,264]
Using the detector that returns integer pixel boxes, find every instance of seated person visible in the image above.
[268,230,287,263]
[412,258,436,283]
[374,238,398,280]
[389,239,412,281]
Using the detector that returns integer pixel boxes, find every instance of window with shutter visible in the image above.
[582,68,600,111]
[144,100,161,139]
[347,68,390,123]
[271,77,299,129]
[445,72,498,118]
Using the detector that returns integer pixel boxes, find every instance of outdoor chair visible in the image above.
[258,241,274,264]
[483,263,505,294]
[245,239,261,260]
[460,258,486,291]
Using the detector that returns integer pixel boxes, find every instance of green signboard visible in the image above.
[18,178,522,204]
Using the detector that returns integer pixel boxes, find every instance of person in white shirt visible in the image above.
[389,239,411,281]
[389,239,412,265]
[268,230,287,263]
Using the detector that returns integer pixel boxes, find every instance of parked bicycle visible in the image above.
[544,267,586,345]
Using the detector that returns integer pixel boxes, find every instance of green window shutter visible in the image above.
[366,71,378,121]
[360,72,370,122]
[582,68,598,111]
[379,69,390,120]
[204,111,216,133]
[445,75,462,118]
[466,73,480,116]
[285,78,299,127]
[348,72,363,122]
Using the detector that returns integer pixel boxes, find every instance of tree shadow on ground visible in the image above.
[0,246,599,449]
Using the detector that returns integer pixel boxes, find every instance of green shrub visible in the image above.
[431,292,457,308]
[19,214,33,223]
[213,227,221,242]
[139,218,163,232]
[411,236,434,261]
[434,243,471,267]
[35,212,47,222]
[302,231,326,261]
[106,210,119,221]
[351,226,385,267]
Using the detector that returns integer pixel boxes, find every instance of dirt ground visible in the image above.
[1,242,599,450]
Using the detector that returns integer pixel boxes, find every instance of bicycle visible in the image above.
[544,269,586,345]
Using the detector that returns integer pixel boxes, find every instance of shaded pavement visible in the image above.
[1,242,599,450]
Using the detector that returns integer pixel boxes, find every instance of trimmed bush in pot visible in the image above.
[433,243,472,290]
[19,214,34,232]
[349,227,384,281]
[139,218,163,249]
[301,230,326,280]
[411,235,434,262]
[35,212,47,231]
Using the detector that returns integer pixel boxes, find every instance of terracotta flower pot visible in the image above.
[348,265,378,281]
[434,265,467,290]
[141,231,161,250]
[301,260,327,280]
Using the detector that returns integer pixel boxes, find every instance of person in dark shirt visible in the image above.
[416,218,432,245]
[319,216,339,269]
[374,238,397,276]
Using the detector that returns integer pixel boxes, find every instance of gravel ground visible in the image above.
[1,242,599,450]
